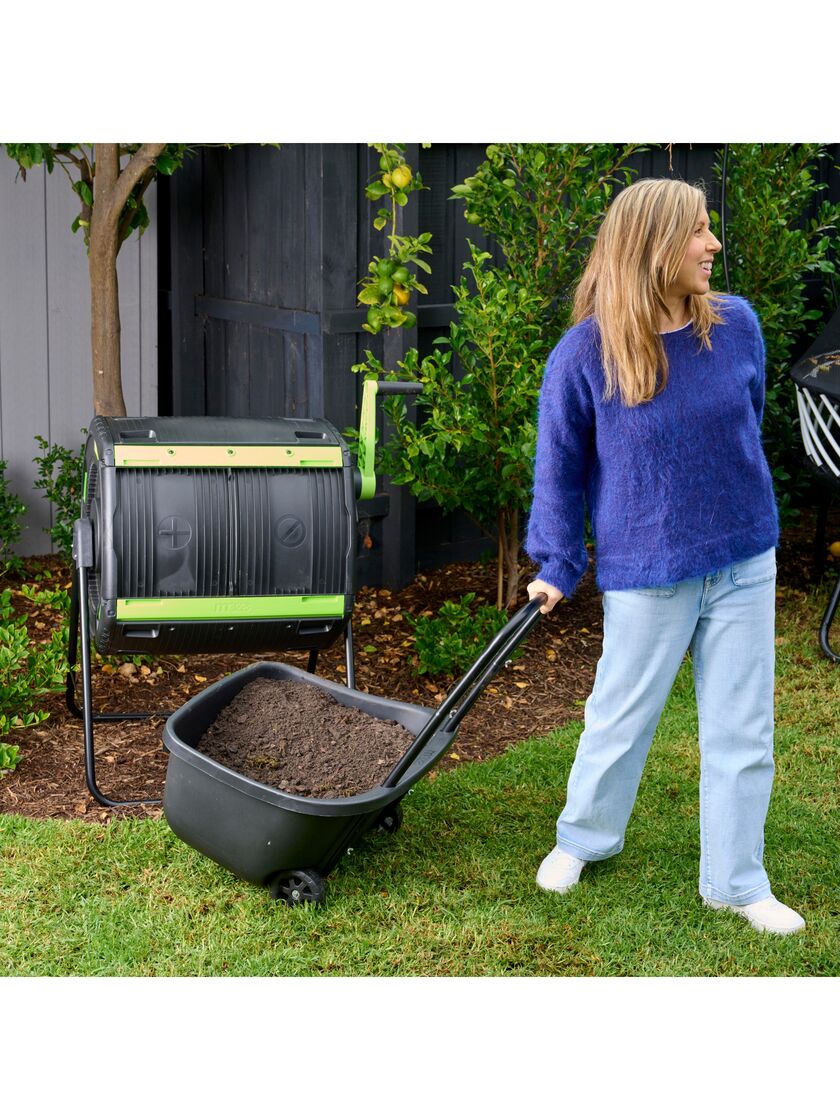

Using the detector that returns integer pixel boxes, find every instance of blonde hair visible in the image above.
[572,178,726,407]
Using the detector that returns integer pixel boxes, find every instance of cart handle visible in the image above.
[381,593,547,788]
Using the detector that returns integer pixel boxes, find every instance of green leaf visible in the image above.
[358,284,382,306]
[366,181,389,200]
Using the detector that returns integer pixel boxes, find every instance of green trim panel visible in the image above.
[116,595,346,621]
[113,445,343,468]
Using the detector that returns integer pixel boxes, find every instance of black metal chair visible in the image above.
[790,347,840,663]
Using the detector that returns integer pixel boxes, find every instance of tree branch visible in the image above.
[117,144,167,206]
[100,143,166,229]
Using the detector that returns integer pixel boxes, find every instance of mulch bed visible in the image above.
[1,507,837,823]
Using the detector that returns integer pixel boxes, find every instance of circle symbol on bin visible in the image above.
[275,516,306,548]
[157,515,192,550]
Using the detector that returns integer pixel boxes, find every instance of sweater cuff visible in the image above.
[535,558,586,601]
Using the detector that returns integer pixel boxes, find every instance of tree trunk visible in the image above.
[88,145,125,416]
[504,507,520,611]
[87,142,166,417]
[89,222,125,416]
[496,510,506,610]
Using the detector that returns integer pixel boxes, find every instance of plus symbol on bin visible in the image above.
[157,516,192,550]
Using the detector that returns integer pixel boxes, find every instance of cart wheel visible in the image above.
[269,868,326,906]
[377,802,404,834]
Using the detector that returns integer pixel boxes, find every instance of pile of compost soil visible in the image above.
[195,677,416,798]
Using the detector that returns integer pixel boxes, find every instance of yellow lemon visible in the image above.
[391,164,412,190]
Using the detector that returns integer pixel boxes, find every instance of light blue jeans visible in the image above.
[556,546,777,905]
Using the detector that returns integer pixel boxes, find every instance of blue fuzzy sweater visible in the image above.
[525,295,780,598]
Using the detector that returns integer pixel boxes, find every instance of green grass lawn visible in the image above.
[1,579,837,977]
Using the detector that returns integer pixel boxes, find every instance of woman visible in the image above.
[526,177,805,935]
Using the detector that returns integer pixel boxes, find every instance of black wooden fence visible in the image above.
[156,142,840,590]
[158,142,502,590]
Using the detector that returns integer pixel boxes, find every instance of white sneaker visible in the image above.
[704,895,806,935]
[536,847,587,894]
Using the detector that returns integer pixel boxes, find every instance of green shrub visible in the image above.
[711,144,840,524]
[451,142,643,343]
[0,588,68,772]
[0,460,26,576]
[406,592,517,677]
[33,433,85,560]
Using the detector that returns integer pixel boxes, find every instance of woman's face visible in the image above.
[669,206,722,300]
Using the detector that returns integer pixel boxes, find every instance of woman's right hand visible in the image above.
[527,579,565,614]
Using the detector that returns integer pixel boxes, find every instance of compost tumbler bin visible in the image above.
[80,415,355,655]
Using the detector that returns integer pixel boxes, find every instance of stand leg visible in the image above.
[345,620,355,690]
[66,566,168,724]
[72,519,162,808]
[307,649,319,674]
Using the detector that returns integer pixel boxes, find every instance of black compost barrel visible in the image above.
[82,416,356,655]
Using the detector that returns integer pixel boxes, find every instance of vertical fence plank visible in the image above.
[322,143,358,432]
[170,153,206,415]
[303,143,323,420]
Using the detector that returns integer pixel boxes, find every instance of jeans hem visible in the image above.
[699,881,772,906]
[555,836,624,862]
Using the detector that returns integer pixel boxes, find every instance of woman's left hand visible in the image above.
[527,579,565,614]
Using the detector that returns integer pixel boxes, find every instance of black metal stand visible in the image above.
[68,522,165,808]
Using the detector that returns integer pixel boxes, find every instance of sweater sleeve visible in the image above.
[525,332,596,599]
[744,300,767,429]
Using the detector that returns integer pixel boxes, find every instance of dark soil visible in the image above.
[0,503,837,823]
[196,678,415,798]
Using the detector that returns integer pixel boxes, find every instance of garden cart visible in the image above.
[162,593,546,905]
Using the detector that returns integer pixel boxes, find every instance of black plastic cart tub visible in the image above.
[162,595,545,904]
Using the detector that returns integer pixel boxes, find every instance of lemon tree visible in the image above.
[359,245,546,610]
[357,143,431,333]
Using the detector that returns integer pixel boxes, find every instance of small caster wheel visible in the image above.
[377,801,404,834]
[269,868,326,906]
